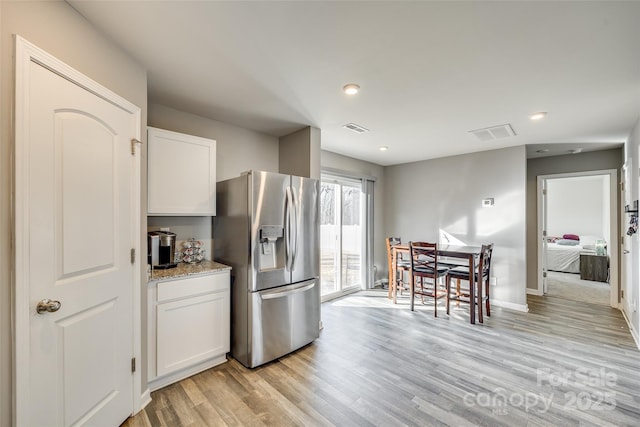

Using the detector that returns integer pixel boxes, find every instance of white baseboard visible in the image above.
[492,299,529,312]
[139,388,152,411]
[526,288,543,296]
[621,309,640,350]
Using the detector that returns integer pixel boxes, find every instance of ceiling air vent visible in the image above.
[343,123,369,134]
[469,123,516,141]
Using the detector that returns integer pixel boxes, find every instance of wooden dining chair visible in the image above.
[386,237,410,303]
[446,243,493,319]
[408,242,449,315]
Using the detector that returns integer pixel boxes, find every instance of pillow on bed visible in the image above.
[563,233,580,241]
[556,239,579,246]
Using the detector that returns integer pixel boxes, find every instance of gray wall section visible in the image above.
[279,126,322,179]
[384,146,528,307]
[0,1,148,425]
[321,150,386,284]
[623,118,640,343]
[526,148,623,291]
[310,127,321,180]
[149,103,279,181]
[279,127,310,177]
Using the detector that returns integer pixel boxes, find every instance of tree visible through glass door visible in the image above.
[320,177,362,299]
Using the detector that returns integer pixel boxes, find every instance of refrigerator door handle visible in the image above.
[285,186,293,271]
[260,281,316,300]
[291,187,299,268]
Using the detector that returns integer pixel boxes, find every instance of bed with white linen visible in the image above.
[545,235,601,274]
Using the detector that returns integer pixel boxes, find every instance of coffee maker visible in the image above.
[148,231,177,269]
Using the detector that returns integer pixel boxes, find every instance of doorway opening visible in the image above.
[537,170,618,307]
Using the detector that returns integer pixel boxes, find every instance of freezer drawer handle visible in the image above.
[261,282,316,300]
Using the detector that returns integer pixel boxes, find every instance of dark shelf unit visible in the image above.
[625,200,638,214]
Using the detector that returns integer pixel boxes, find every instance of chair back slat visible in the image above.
[408,241,448,315]
[386,237,400,264]
[479,243,493,277]
[409,241,438,273]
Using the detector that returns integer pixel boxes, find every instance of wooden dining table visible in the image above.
[389,243,484,324]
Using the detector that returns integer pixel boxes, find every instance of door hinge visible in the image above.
[542,189,547,195]
[131,357,136,373]
[621,182,625,192]
[621,290,625,299]
[131,138,142,155]
[130,248,135,264]
[543,271,547,278]
[542,230,547,237]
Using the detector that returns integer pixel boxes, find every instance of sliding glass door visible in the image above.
[320,175,364,299]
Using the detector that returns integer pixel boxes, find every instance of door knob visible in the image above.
[36,299,61,314]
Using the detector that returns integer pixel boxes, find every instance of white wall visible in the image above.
[385,146,528,309]
[546,175,608,242]
[603,176,611,247]
[1,2,148,425]
[321,150,386,284]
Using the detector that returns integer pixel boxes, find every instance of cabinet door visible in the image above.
[156,290,229,376]
[148,127,216,215]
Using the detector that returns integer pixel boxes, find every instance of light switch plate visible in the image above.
[482,198,494,207]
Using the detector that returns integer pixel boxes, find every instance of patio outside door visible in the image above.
[320,175,363,300]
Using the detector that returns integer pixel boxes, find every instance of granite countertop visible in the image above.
[148,260,231,282]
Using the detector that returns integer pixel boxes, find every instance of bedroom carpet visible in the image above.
[546,271,610,305]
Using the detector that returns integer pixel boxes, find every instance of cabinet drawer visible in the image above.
[157,272,229,302]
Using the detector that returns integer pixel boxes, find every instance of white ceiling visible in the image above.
[67,1,640,166]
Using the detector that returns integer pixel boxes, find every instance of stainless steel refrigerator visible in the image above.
[214,170,320,368]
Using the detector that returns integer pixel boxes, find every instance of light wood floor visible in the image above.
[123,290,640,427]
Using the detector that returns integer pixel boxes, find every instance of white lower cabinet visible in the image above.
[148,270,230,391]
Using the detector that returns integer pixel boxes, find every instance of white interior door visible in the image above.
[15,39,139,426]
[621,161,633,316]
[541,179,549,294]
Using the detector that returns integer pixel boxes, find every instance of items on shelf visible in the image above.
[625,199,638,213]
[627,214,638,236]
[180,238,206,264]
[595,239,607,256]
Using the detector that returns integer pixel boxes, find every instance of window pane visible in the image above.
[341,184,361,288]
[320,182,338,295]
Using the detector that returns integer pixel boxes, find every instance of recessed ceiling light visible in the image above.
[343,84,360,95]
[536,149,549,153]
[568,148,582,154]
[530,112,547,120]
[379,146,388,151]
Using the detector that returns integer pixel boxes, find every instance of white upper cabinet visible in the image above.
[147,127,216,215]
